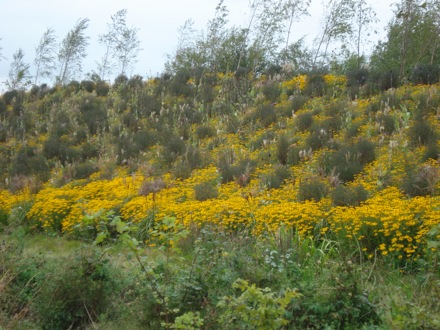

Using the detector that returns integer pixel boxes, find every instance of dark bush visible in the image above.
[262,83,281,102]
[161,135,186,166]
[194,180,219,201]
[43,135,70,163]
[378,113,396,135]
[0,97,7,119]
[196,125,216,140]
[256,104,277,128]
[79,95,107,135]
[80,80,96,93]
[172,160,193,180]
[298,178,327,202]
[139,177,166,196]
[67,80,80,94]
[412,64,440,85]
[114,74,128,88]
[217,148,256,186]
[128,75,144,89]
[70,162,98,180]
[9,145,50,181]
[355,139,376,165]
[287,145,303,166]
[2,89,19,105]
[170,70,194,98]
[402,164,439,197]
[408,120,437,146]
[134,129,157,151]
[296,111,314,132]
[422,141,440,161]
[34,251,116,330]
[259,165,291,190]
[331,184,368,206]
[277,134,290,165]
[81,141,100,160]
[306,128,330,151]
[377,70,400,91]
[95,81,110,96]
[74,128,88,144]
[290,95,308,112]
[304,74,326,97]
[346,122,362,139]
[347,68,369,88]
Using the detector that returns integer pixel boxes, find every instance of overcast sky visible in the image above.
[0,0,395,92]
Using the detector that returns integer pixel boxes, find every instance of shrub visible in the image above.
[194,180,219,201]
[298,178,327,202]
[34,250,117,330]
[80,80,95,93]
[304,73,326,97]
[422,141,440,161]
[161,135,187,166]
[70,161,98,180]
[290,95,308,112]
[377,70,400,91]
[277,134,289,165]
[95,81,110,96]
[259,165,291,190]
[306,129,329,151]
[408,121,437,146]
[262,83,281,102]
[218,149,256,186]
[378,113,396,135]
[296,111,314,132]
[402,164,439,197]
[172,160,193,180]
[355,139,376,165]
[256,104,277,128]
[79,95,107,135]
[217,279,300,330]
[196,125,216,140]
[331,184,368,206]
[412,64,440,85]
[139,177,166,197]
[0,98,6,119]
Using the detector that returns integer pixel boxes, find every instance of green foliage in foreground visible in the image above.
[1,210,439,329]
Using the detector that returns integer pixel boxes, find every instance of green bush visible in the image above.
[196,125,216,140]
[290,95,308,112]
[402,164,439,197]
[378,113,396,135]
[304,73,326,97]
[331,184,369,206]
[217,279,300,330]
[296,111,314,132]
[412,64,440,85]
[217,149,256,186]
[95,81,110,96]
[256,104,277,128]
[408,121,437,146]
[194,180,219,201]
[162,135,186,165]
[298,178,327,202]
[80,80,96,93]
[34,250,117,330]
[259,165,291,190]
[277,134,290,165]
[262,83,281,102]
[70,161,98,180]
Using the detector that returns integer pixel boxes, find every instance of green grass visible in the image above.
[1,223,439,329]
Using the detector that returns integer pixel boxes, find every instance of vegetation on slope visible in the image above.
[0,69,439,328]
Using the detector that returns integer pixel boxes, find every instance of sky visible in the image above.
[0,0,395,92]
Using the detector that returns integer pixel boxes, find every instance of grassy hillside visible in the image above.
[1,73,440,329]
